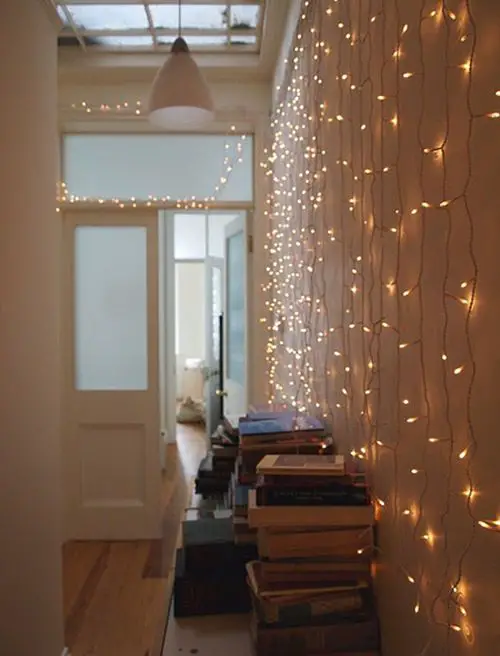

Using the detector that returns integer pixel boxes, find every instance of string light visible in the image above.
[261,0,496,652]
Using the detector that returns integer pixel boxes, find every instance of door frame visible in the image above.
[61,207,162,540]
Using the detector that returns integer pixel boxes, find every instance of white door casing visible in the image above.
[62,210,161,540]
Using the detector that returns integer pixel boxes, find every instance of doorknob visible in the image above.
[216,389,228,397]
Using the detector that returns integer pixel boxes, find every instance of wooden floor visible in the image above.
[62,423,207,656]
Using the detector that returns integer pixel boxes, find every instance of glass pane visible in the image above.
[211,266,222,363]
[57,6,69,24]
[157,35,228,47]
[66,4,149,30]
[227,231,245,385]
[174,213,206,259]
[150,4,227,29]
[94,35,153,47]
[208,213,238,258]
[230,5,260,28]
[230,35,257,46]
[74,226,148,391]
[63,134,253,202]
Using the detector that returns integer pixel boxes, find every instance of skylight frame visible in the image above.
[56,1,265,54]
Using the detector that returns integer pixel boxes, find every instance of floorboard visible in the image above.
[62,424,207,656]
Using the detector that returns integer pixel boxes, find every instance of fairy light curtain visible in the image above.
[261,0,500,654]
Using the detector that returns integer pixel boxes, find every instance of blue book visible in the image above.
[239,416,295,436]
[247,409,295,421]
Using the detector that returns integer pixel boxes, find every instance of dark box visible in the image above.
[173,548,251,617]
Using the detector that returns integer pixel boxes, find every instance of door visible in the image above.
[205,256,224,438]
[62,211,161,540]
[223,214,248,417]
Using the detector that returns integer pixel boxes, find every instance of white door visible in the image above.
[223,213,248,417]
[62,211,161,540]
[205,256,224,438]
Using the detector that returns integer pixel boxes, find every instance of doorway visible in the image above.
[162,210,249,449]
[61,206,250,541]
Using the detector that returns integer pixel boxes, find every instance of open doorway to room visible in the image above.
[162,210,249,450]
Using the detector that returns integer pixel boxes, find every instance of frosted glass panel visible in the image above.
[226,230,245,385]
[64,135,253,202]
[174,213,206,259]
[74,226,148,390]
[208,213,239,258]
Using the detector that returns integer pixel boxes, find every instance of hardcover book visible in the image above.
[256,454,345,477]
[255,483,369,507]
[248,489,374,528]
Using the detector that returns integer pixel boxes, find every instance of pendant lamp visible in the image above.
[148,0,215,128]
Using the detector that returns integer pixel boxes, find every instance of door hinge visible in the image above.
[247,234,253,254]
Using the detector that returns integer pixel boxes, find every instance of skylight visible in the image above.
[56,1,264,53]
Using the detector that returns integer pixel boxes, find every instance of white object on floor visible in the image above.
[176,396,205,424]
[163,612,252,656]
[176,354,204,400]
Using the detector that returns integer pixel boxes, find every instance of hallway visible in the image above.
[62,425,206,656]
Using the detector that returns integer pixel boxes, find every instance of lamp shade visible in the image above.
[148,37,215,128]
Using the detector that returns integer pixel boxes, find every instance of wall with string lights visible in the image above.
[262,0,500,653]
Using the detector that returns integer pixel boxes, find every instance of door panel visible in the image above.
[224,214,247,417]
[63,211,161,540]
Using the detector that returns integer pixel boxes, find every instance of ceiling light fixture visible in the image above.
[148,0,214,128]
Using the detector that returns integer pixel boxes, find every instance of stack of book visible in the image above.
[174,496,257,617]
[230,410,332,546]
[238,411,332,484]
[246,453,379,656]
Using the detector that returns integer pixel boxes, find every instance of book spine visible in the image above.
[259,474,364,487]
[255,590,363,626]
[252,616,380,655]
[256,486,369,506]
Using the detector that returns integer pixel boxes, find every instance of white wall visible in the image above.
[0,1,64,653]
[175,262,205,361]
[58,80,270,133]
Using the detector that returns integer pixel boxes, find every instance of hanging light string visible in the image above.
[261,0,498,652]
